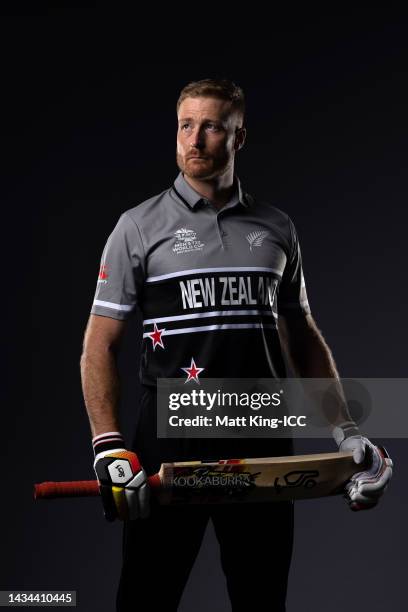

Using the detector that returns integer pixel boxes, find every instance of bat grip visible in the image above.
[34,480,99,499]
[34,474,161,499]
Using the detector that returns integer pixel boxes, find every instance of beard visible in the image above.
[176,151,232,180]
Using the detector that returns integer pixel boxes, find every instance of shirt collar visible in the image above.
[172,171,250,210]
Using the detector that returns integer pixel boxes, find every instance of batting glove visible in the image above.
[340,436,393,511]
[93,431,150,521]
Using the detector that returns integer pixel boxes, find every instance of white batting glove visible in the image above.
[338,434,366,464]
[340,436,393,511]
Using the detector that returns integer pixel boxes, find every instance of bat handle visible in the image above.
[34,474,161,499]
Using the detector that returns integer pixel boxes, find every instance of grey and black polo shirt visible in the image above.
[90,171,311,386]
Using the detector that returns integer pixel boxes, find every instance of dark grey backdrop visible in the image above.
[2,13,407,612]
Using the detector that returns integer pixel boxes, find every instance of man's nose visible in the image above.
[189,127,205,149]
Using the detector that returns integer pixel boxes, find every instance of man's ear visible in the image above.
[234,127,247,151]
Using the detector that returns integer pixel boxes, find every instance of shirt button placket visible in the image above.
[216,210,229,249]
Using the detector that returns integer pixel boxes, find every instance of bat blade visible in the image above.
[155,451,358,504]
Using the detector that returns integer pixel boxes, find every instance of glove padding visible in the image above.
[94,449,150,521]
[340,436,393,511]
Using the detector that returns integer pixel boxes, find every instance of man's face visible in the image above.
[176,96,245,180]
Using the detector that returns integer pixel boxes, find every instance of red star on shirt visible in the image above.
[147,322,165,350]
[181,358,205,383]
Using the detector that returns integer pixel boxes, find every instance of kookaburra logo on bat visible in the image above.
[274,470,319,494]
[173,467,261,489]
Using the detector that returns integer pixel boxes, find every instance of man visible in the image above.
[80,79,392,611]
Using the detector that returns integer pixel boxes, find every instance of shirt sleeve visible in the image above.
[90,212,145,320]
[277,217,311,316]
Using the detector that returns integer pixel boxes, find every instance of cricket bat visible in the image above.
[34,450,362,504]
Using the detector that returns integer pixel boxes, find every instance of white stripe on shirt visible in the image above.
[146,266,281,283]
[143,309,277,325]
[143,322,277,338]
[93,299,134,312]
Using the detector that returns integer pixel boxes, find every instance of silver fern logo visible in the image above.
[246,230,269,251]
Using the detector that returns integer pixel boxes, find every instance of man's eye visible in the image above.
[206,124,219,131]
[181,124,191,130]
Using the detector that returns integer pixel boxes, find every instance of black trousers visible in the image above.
[117,387,295,610]
[116,498,294,611]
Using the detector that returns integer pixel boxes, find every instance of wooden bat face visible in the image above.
[155,451,358,504]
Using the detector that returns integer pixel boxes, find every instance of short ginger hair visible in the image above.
[176,78,245,127]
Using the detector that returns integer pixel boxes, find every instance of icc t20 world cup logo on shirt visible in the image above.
[172,228,205,255]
